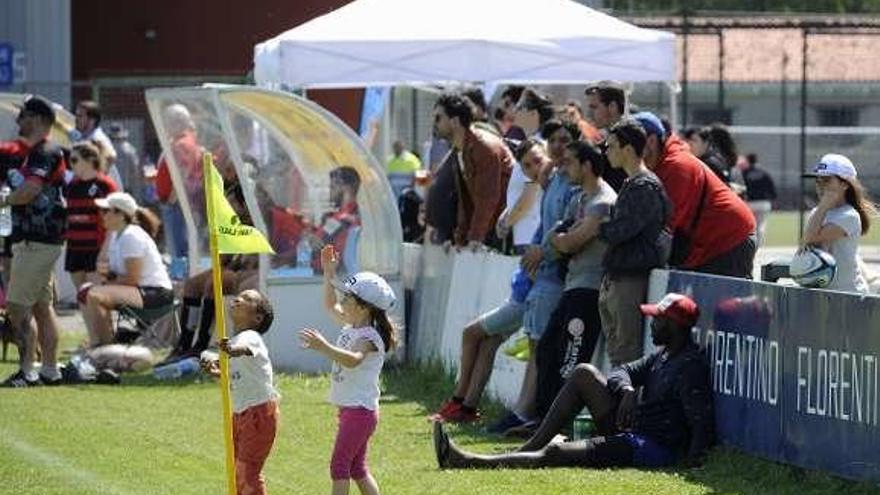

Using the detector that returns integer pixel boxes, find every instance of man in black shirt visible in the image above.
[434,293,714,469]
[1,96,68,387]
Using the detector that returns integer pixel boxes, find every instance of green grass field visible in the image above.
[1,328,879,494]
[762,211,880,247]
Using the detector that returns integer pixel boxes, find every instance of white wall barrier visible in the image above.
[405,243,657,408]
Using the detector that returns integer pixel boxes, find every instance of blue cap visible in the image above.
[633,111,665,141]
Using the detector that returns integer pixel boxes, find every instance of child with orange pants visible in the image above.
[299,245,396,495]
[202,289,279,495]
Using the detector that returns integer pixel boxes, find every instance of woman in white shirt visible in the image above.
[82,192,173,346]
[802,154,877,293]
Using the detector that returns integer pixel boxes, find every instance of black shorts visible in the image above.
[138,286,174,309]
[65,250,99,273]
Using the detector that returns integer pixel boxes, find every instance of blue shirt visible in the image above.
[531,168,576,287]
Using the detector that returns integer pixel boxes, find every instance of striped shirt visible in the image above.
[64,174,118,252]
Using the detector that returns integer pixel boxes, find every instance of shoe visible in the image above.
[428,400,481,423]
[38,373,63,386]
[485,411,526,435]
[428,399,461,422]
[504,418,539,438]
[1,370,41,388]
[95,369,120,385]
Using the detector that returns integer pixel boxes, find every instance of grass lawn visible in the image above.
[763,211,880,247]
[1,329,879,495]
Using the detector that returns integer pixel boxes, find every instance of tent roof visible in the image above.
[254,0,676,88]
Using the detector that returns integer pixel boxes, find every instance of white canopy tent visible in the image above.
[253,0,676,89]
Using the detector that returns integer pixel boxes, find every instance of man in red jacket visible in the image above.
[634,112,756,278]
[433,93,512,251]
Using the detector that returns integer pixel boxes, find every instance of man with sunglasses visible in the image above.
[432,93,512,251]
[0,95,68,387]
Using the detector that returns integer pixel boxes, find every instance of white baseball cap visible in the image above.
[804,154,857,180]
[94,192,139,217]
[331,271,396,311]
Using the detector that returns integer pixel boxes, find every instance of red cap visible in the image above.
[640,293,700,328]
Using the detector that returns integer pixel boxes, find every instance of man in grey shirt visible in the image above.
[533,140,616,419]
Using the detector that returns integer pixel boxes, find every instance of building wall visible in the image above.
[0,0,71,106]
[71,0,362,129]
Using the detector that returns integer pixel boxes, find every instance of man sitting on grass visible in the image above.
[434,293,714,470]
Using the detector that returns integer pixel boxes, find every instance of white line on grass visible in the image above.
[1,428,133,495]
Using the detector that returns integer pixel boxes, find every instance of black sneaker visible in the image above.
[484,411,526,435]
[39,373,63,386]
[1,370,41,388]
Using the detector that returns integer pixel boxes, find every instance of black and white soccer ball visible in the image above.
[790,246,837,288]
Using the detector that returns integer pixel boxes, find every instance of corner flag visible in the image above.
[201,152,274,494]
[205,157,275,254]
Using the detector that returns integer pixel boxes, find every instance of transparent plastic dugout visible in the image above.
[144,85,402,288]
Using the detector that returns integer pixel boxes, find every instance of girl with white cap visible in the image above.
[299,245,396,495]
[82,192,173,345]
[802,153,877,292]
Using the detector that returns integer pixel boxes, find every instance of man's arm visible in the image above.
[606,353,655,393]
[465,143,510,243]
[598,180,664,246]
[504,182,539,228]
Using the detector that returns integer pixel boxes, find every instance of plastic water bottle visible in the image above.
[296,237,313,276]
[153,356,200,380]
[572,410,595,440]
[0,185,12,237]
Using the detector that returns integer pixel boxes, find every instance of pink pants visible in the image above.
[234,400,279,495]
[330,407,378,480]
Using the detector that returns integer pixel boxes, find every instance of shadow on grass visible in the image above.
[677,448,880,495]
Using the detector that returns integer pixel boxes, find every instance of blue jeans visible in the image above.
[160,203,188,258]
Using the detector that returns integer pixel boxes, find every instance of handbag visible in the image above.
[669,166,708,267]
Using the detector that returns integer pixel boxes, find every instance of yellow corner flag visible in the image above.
[202,152,274,494]
[205,156,275,255]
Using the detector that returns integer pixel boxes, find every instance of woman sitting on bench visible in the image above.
[81,192,173,347]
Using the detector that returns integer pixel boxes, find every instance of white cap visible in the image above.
[805,154,857,180]
[94,192,139,217]
[331,271,396,311]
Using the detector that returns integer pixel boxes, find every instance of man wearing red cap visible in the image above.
[434,292,714,470]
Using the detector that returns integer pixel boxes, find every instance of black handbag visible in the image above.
[669,166,708,267]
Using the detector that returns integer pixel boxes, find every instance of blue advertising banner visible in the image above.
[665,271,880,482]
[359,87,390,138]
[0,43,13,86]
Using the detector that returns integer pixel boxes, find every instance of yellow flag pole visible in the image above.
[203,152,237,494]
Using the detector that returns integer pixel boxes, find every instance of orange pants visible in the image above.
[233,400,279,495]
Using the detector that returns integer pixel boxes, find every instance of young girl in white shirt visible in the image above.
[299,245,396,495]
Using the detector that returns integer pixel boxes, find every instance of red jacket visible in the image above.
[654,135,755,268]
[453,128,512,245]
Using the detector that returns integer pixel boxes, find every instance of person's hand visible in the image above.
[496,214,510,239]
[199,357,220,375]
[320,245,338,275]
[299,327,330,352]
[616,386,637,431]
[442,239,454,254]
[465,240,483,253]
[96,259,110,277]
[521,245,543,277]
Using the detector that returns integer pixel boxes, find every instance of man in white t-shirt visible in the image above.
[69,100,123,188]
[203,289,279,495]
[496,137,544,254]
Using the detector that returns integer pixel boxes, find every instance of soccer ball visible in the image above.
[790,247,837,288]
